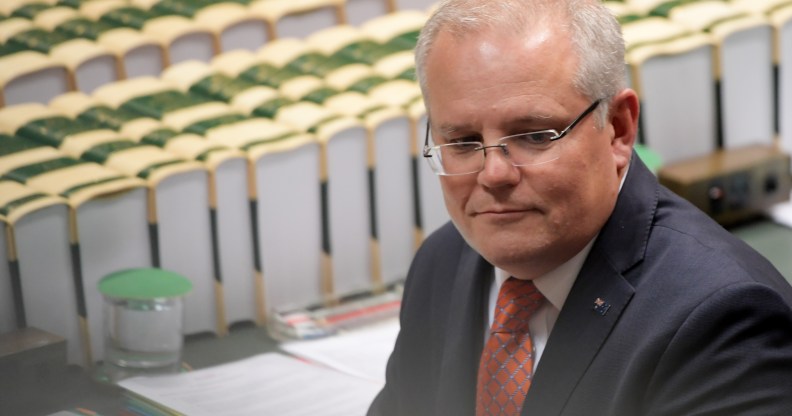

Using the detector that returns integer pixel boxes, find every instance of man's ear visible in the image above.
[609,89,640,171]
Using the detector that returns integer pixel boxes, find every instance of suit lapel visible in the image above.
[435,244,492,416]
[523,252,634,415]
[522,155,659,415]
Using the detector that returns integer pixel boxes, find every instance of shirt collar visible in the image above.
[495,237,596,311]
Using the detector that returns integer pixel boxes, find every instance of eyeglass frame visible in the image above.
[422,99,602,175]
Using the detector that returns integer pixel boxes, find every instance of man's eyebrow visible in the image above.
[512,112,554,124]
[435,113,555,135]
[434,123,470,136]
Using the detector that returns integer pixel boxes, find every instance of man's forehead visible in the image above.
[423,31,575,100]
[426,25,572,83]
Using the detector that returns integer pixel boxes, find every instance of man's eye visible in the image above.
[447,136,480,145]
[453,141,481,149]
[444,141,480,155]
[510,132,555,148]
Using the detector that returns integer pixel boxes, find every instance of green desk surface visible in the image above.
[730,218,792,283]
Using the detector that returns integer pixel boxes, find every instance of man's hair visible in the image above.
[414,0,626,126]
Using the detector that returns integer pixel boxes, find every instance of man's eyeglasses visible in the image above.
[423,100,602,176]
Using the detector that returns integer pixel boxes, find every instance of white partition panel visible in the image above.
[718,23,776,148]
[325,125,372,298]
[412,108,449,239]
[156,170,218,336]
[76,188,151,365]
[346,0,389,26]
[0,219,14,335]
[1,53,70,106]
[214,157,258,326]
[168,33,216,64]
[630,37,718,164]
[777,8,792,158]
[15,204,85,365]
[255,140,325,312]
[392,0,436,12]
[372,116,415,286]
[120,44,165,79]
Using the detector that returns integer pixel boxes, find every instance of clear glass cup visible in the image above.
[96,268,191,383]
[103,295,184,370]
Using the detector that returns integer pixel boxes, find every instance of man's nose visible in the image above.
[477,146,520,188]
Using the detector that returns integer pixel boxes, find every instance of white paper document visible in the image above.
[118,352,383,416]
[281,318,399,383]
[770,193,792,229]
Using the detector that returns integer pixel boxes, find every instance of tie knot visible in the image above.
[492,277,544,333]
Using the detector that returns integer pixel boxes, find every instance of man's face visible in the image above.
[423,27,631,279]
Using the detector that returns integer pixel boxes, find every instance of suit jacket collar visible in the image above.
[435,242,492,416]
[523,154,659,415]
[597,154,659,275]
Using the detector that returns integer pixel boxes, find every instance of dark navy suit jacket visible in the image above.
[369,154,792,415]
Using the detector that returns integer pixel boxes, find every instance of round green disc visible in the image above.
[98,268,192,300]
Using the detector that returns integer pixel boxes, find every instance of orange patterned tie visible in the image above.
[476,277,545,416]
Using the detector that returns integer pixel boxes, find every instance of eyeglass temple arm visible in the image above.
[553,99,602,140]
[423,120,433,157]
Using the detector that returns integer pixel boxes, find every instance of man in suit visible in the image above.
[368,0,792,415]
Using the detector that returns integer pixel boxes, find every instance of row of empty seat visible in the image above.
[608,0,792,164]
[0,0,433,105]
[0,2,444,368]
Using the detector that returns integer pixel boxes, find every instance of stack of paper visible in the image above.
[119,352,383,416]
[280,318,399,382]
[770,192,792,229]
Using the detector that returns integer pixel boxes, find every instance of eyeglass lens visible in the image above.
[424,100,600,175]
